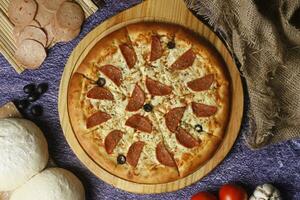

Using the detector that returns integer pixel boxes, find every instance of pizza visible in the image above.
[68,22,230,184]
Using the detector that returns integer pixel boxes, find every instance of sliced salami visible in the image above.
[35,0,45,4]
[150,35,163,61]
[126,84,145,112]
[125,114,152,133]
[42,0,66,12]
[127,141,145,167]
[175,127,199,148]
[104,130,123,154]
[156,142,176,167]
[15,39,46,69]
[87,87,114,100]
[13,20,41,39]
[86,111,111,128]
[192,102,218,117]
[8,0,37,26]
[165,106,186,132]
[187,74,214,92]
[145,77,172,96]
[171,48,196,70]
[17,26,47,47]
[43,23,55,47]
[35,3,54,27]
[51,19,81,42]
[119,44,137,69]
[56,2,84,30]
[99,65,122,86]
[29,20,40,27]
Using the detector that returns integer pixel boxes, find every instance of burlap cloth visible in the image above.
[186,0,300,149]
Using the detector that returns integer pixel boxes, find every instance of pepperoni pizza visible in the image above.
[68,22,230,183]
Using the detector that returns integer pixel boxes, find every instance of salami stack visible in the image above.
[8,0,85,69]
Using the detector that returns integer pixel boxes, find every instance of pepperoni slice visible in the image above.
[104,130,123,154]
[175,127,199,148]
[99,65,122,86]
[171,48,196,70]
[86,111,111,128]
[187,74,214,92]
[87,87,114,100]
[126,84,145,112]
[156,142,176,167]
[146,77,172,96]
[119,44,137,69]
[127,141,145,167]
[125,114,152,133]
[150,35,163,61]
[192,102,218,117]
[165,107,186,132]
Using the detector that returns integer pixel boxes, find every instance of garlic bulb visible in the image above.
[249,183,281,200]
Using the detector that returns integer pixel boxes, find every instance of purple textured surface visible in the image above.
[0,1,299,199]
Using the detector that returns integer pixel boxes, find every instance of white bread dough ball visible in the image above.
[10,168,85,200]
[0,118,48,191]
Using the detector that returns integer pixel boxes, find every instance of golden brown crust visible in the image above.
[68,22,231,184]
[177,134,221,177]
[68,73,90,135]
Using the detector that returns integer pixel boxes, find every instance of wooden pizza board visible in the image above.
[58,0,244,194]
[0,102,21,200]
[0,0,98,73]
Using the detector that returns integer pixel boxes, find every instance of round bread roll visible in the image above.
[0,118,48,191]
[10,168,85,200]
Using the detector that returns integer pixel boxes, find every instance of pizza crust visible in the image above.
[68,73,91,135]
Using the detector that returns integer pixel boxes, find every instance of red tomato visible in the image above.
[191,191,217,200]
[219,184,248,200]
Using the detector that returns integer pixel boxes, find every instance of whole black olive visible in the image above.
[30,105,43,116]
[23,84,35,94]
[117,154,126,164]
[36,83,48,94]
